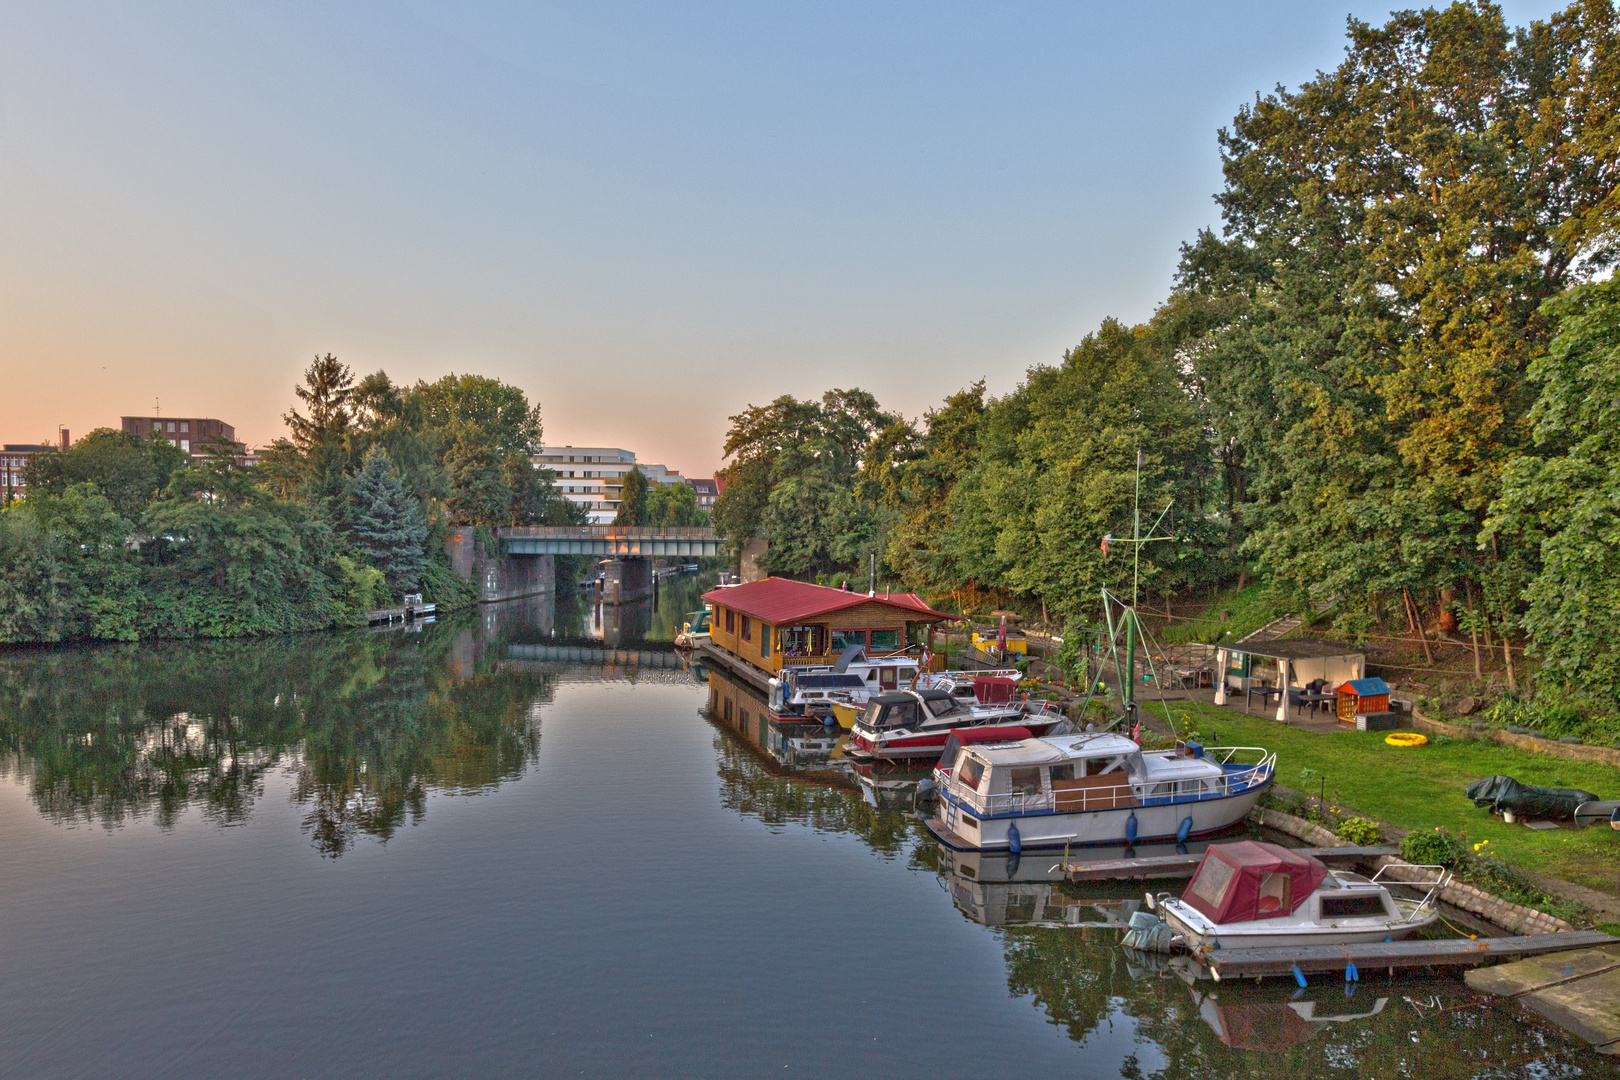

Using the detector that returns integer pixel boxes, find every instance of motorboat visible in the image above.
[1152,841,1446,950]
[925,734,1274,851]
[768,646,925,720]
[827,670,1024,730]
[846,689,1069,762]
[674,609,712,649]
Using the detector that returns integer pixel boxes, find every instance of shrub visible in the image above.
[1400,826,1465,867]
[1334,817,1384,845]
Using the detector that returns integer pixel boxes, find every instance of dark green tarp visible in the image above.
[1464,775,1601,821]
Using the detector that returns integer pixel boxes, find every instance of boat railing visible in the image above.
[947,749,1275,817]
[1370,863,1451,919]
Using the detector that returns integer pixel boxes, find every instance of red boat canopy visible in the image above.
[974,676,1016,705]
[1181,841,1327,923]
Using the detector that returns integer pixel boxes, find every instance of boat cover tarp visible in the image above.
[1464,775,1600,820]
[1181,841,1327,924]
[937,727,1034,774]
[974,676,1016,705]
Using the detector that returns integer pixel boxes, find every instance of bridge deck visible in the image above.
[499,526,721,557]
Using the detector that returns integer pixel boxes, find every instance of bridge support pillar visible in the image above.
[603,557,653,605]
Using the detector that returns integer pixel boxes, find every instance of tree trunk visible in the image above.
[1403,588,1434,666]
[1467,584,1482,678]
[1503,629,1516,691]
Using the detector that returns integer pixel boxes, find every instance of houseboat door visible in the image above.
[879,667,898,690]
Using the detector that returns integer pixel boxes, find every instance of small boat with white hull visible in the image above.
[767,646,925,720]
[926,735,1274,851]
[846,689,1070,762]
[1152,841,1447,950]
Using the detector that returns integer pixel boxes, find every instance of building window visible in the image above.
[725,609,734,633]
[180,440,190,452]
[869,628,903,651]
[167,422,175,432]
[741,616,751,642]
[180,422,189,433]
[761,626,770,659]
[152,423,161,433]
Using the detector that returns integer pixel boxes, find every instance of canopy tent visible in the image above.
[1181,841,1327,923]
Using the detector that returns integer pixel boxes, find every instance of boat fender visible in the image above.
[1292,965,1307,988]
[1345,963,1358,983]
[1125,812,1138,845]
[1007,822,1022,854]
[1176,816,1193,844]
[1175,842,1188,856]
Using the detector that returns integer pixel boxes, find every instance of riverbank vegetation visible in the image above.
[713,1,1620,718]
[0,358,579,642]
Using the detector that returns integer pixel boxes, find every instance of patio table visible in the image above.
[1245,685,1282,713]
[1292,691,1337,720]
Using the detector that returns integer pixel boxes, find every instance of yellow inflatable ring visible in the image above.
[1385,732,1428,747]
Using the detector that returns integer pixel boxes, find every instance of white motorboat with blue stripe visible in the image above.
[925,733,1275,852]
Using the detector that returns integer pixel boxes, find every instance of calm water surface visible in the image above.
[0,582,1606,1078]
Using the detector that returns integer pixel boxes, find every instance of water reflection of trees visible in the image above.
[999,926,1587,1076]
[710,733,923,859]
[0,620,555,855]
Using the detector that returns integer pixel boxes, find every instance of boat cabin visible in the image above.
[1183,841,1326,922]
[942,734,1239,816]
[703,577,950,680]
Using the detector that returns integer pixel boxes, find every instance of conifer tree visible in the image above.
[348,447,428,590]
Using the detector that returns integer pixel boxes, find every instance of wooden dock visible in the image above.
[1466,943,1620,1054]
[1198,930,1617,979]
[1065,845,1397,882]
[367,604,435,626]
[695,640,774,694]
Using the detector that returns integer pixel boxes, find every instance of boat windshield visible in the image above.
[863,701,921,729]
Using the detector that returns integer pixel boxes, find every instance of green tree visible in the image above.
[613,467,649,526]
[348,447,429,590]
[21,428,187,518]
[1488,277,1620,703]
[644,481,706,527]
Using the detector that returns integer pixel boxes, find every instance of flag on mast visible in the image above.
[1101,533,1111,555]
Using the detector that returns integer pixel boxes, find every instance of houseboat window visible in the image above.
[1050,763,1075,782]
[830,629,863,652]
[956,758,986,792]
[1320,894,1386,918]
[725,609,735,633]
[780,626,825,656]
[868,628,902,650]
[741,616,752,641]
[761,629,770,659]
[1009,767,1042,796]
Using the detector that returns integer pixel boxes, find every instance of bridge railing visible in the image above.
[498,526,718,539]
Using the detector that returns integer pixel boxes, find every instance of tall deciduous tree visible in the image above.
[613,467,649,526]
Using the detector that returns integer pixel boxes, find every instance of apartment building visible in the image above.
[120,416,242,458]
[684,476,719,510]
[531,446,688,524]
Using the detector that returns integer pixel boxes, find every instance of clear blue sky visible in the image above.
[0,1,1562,475]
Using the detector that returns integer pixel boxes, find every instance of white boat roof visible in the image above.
[1139,754,1226,778]
[969,732,1139,766]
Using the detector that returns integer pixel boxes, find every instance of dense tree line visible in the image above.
[0,358,575,642]
[714,1,1620,707]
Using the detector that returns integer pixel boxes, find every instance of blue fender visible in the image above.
[1345,963,1358,982]
[1177,816,1194,844]
[1125,812,1138,845]
[1292,965,1307,988]
[1007,822,1022,854]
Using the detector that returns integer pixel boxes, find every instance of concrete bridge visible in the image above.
[497,526,721,558]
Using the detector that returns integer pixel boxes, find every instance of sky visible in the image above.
[0,1,1564,477]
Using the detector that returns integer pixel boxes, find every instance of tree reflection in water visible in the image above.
[0,618,555,856]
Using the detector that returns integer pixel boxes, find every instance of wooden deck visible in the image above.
[1466,944,1620,1054]
[367,604,435,625]
[1198,930,1617,979]
[1064,846,1396,882]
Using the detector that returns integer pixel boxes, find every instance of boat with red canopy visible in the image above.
[1153,841,1446,950]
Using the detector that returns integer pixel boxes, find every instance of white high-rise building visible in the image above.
[532,446,686,524]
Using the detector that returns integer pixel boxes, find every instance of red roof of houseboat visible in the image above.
[701,577,951,625]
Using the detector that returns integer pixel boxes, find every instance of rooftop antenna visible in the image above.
[155,396,160,418]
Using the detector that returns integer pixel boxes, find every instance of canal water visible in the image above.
[0,578,1601,1078]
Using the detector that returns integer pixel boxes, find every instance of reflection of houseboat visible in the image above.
[928,734,1274,851]
[1154,841,1445,949]
[701,578,951,717]
[847,689,1069,762]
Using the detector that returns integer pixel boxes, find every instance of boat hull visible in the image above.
[925,782,1268,851]
[1158,902,1439,950]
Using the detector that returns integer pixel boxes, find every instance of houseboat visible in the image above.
[927,734,1274,851]
[1153,841,1446,949]
[846,689,1069,762]
[701,578,952,719]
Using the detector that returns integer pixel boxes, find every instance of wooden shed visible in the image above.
[1337,677,1391,722]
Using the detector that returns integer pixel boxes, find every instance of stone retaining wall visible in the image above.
[1410,708,1620,767]
[1253,807,1574,935]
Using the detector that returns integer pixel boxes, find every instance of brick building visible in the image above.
[120,416,241,458]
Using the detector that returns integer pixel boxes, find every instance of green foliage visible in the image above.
[347,447,429,590]
[613,467,649,526]
[644,480,707,527]
[1334,817,1384,846]
[1399,826,1467,868]
[22,428,188,517]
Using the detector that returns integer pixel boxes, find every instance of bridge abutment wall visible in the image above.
[444,527,555,604]
[602,557,653,605]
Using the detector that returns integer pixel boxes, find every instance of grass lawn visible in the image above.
[1162,701,1620,897]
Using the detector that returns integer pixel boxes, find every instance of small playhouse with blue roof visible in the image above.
[1336,677,1392,725]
